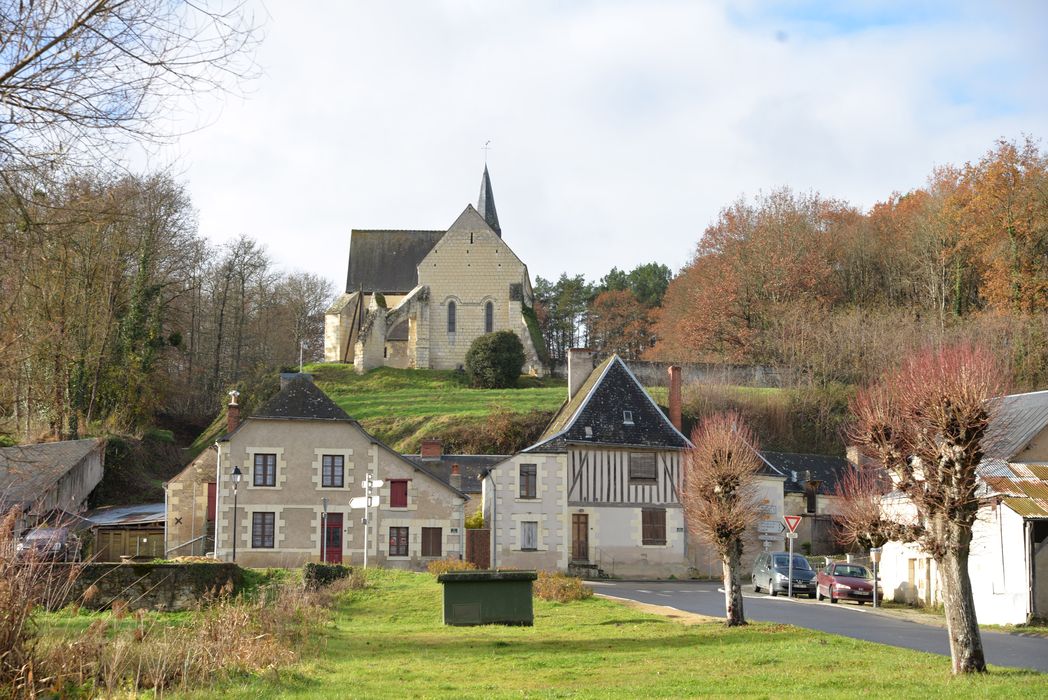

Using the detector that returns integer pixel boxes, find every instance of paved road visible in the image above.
[593,580,1048,673]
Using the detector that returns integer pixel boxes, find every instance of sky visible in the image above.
[148,0,1048,290]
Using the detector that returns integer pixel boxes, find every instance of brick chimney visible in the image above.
[567,348,595,401]
[227,390,241,434]
[450,463,462,491]
[668,365,682,432]
[420,439,443,458]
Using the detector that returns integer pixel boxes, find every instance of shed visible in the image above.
[0,439,105,532]
[83,503,166,561]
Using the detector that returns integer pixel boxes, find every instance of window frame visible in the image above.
[321,454,344,488]
[519,463,537,499]
[253,453,277,487]
[447,300,456,333]
[251,511,276,548]
[389,526,409,557]
[628,452,657,483]
[390,479,409,508]
[641,508,666,545]
[520,521,538,551]
[484,301,494,333]
[421,527,442,558]
[623,410,634,425]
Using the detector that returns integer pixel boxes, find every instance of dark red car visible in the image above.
[816,562,882,604]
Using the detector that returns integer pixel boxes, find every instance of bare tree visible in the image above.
[0,0,259,166]
[834,462,920,550]
[680,411,763,626]
[849,344,1006,674]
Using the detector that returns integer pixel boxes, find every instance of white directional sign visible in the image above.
[758,520,785,535]
[757,503,778,514]
[785,532,798,539]
[368,479,384,489]
[758,534,782,542]
[350,495,380,509]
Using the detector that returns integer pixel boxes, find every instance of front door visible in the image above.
[322,513,343,563]
[572,514,589,562]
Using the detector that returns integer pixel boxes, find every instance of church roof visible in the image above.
[345,229,445,294]
[478,165,501,236]
[525,355,692,453]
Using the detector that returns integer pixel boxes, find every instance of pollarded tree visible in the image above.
[680,412,763,626]
[849,344,1007,674]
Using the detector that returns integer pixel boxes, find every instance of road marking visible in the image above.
[636,589,653,593]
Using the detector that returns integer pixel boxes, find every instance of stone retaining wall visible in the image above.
[61,562,243,611]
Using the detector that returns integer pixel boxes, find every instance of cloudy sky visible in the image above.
[155,0,1048,290]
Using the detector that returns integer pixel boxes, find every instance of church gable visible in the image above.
[420,204,528,279]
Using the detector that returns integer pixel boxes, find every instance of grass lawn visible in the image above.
[196,570,1045,699]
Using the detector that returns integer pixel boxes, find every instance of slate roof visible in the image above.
[764,452,849,494]
[0,439,104,510]
[251,376,352,422]
[526,355,691,453]
[405,454,509,493]
[344,229,446,293]
[477,165,501,236]
[984,390,1048,461]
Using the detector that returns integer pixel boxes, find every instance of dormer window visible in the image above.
[584,426,593,439]
[623,410,634,425]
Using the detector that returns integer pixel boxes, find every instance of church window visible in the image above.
[447,301,456,333]
[485,302,494,333]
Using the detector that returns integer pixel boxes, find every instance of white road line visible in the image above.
[636,589,653,593]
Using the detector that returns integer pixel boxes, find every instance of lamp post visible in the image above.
[869,546,882,608]
[231,466,242,562]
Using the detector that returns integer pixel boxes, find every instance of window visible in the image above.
[520,521,538,551]
[253,453,276,487]
[519,464,537,499]
[390,480,408,508]
[389,526,409,556]
[642,509,666,545]
[251,512,275,548]
[629,452,657,482]
[805,485,817,514]
[447,301,456,333]
[484,301,494,333]
[322,455,344,488]
[421,527,442,557]
[623,410,634,425]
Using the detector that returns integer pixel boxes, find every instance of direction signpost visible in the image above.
[783,515,802,598]
[349,474,383,568]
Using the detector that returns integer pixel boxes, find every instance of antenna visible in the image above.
[482,139,492,163]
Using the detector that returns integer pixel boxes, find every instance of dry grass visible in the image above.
[533,571,592,603]
[426,558,478,575]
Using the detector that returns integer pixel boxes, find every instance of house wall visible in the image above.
[485,453,568,571]
[782,492,841,555]
[214,418,465,569]
[37,444,104,517]
[323,292,359,363]
[165,449,216,557]
[1034,521,1048,619]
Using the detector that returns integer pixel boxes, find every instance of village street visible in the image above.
[593,580,1048,673]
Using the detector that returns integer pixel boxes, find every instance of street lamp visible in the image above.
[869,546,882,608]
[231,466,242,562]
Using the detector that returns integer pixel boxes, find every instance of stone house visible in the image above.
[211,374,468,568]
[0,438,105,533]
[483,350,786,578]
[163,446,218,557]
[878,389,1048,624]
[324,166,545,374]
[405,438,507,518]
[767,452,848,556]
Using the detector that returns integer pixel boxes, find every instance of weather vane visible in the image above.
[482,139,492,163]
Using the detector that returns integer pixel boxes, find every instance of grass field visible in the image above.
[195,569,1045,699]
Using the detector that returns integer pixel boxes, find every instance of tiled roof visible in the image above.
[985,390,1048,460]
[252,376,352,422]
[764,452,849,493]
[404,454,510,493]
[0,439,104,510]
[526,355,691,453]
[345,229,446,293]
[477,165,501,236]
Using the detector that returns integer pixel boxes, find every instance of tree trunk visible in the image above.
[721,539,746,627]
[938,548,986,673]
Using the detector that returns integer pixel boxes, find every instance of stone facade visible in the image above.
[65,562,243,612]
[164,447,217,557]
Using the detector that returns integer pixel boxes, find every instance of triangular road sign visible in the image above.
[783,515,802,533]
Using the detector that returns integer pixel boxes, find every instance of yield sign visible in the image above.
[783,515,802,533]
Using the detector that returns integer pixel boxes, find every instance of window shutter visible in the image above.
[391,480,408,508]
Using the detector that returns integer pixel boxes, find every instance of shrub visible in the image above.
[465,331,525,388]
[426,558,478,575]
[465,511,485,529]
[534,571,592,603]
[303,562,351,588]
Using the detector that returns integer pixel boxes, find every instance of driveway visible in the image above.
[592,580,1048,673]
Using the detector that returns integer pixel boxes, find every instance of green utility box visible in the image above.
[436,570,538,626]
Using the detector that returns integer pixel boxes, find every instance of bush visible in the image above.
[534,571,592,603]
[426,558,477,575]
[465,331,525,388]
[464,511,485,529]
[303,562,351,588]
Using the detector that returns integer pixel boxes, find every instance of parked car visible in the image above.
[16,527,81,562]
[752,551,817,598]
[816,562,882,604]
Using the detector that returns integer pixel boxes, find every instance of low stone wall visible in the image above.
[61,562,244,612]
[550,360,781,388]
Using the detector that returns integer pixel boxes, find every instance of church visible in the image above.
[324,167,546,375]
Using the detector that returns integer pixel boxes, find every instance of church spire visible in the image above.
[477,165,501,237]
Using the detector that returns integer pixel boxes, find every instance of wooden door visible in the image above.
[322,513,343,563]
[571,514,589,562]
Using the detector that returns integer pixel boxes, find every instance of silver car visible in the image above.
[752,551,817,598]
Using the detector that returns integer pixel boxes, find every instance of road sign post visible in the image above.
[350,474,384,569]
[783,516,802,598]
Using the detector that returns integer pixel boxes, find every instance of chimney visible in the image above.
[567,348,595,401]
[668,365,682,432]
[450,463,462,491]
[420,439,443,459]
[227,390,241,434]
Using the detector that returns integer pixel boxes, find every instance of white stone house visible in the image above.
[324,166,545,375]
[877,390,1048,625]
[483,350,785,578]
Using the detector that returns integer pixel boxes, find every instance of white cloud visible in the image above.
[157,0,1048,286]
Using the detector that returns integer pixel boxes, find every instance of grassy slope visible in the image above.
[204,570,1043,699]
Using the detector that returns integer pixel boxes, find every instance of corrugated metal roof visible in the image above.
[985,390,1048,460]
[82,503,165,526]
[1026,465,1048,480]
[981,477,1025,496]
[1003,497,1048,519]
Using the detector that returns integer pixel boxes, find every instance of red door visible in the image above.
[322,513,343,563]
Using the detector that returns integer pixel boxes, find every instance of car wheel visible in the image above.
[857,600,865,606]
[830,591,838,604]
[753,579,761,593]
[769,580,777,597]
[808,591,817,599]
